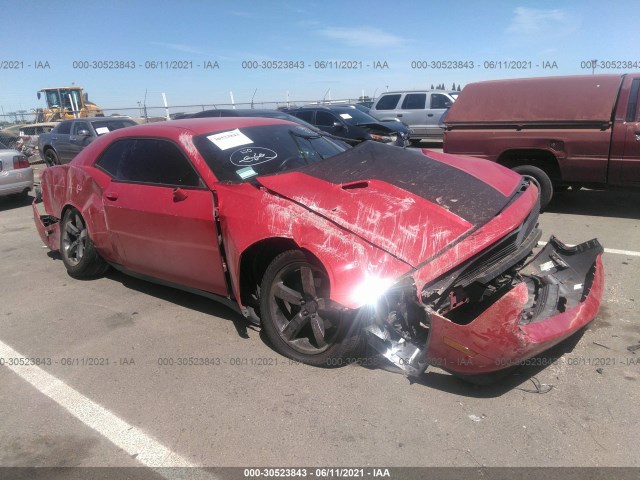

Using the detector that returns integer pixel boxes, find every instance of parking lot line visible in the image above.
[538,241,640,257]
[0,338,216,479]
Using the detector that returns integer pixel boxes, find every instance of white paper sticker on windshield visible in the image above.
[539,260,555,272]
[339,114,352,119]
[208,129,253,150]
[95,127,110,135]
[237,166,258,180]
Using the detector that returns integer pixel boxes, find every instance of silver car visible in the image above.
[369,90,455,143]
[0,141,34,198]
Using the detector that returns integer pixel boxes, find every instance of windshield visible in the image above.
[45,89,83,111]
[333,108,379,126]
[91,119,137,135]
[194,124,348,183]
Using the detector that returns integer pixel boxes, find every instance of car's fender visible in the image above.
[214,183,412,310]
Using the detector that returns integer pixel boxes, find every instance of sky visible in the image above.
[1,0,639,117]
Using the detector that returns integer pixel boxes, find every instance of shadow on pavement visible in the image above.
[103,268,258,339]
[547,189,640,219]
[0,193,33,212]
[360,327,587,398]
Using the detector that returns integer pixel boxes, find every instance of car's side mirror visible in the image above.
[333,122,345,130]
[77,129,91,136]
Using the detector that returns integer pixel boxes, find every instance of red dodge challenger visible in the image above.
[33,118,604,381]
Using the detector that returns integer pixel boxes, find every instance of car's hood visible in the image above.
[257,142,522,267]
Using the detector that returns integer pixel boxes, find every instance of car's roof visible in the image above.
[380,90,454,95]
[290,105,359,111]
[190,109,296,118]
[112,117,295,137]
[220,109,289,115]
[56,116,134,125]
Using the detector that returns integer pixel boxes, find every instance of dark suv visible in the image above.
[284,105,411,147]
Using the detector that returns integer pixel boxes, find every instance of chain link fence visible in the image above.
[0,98,365,127]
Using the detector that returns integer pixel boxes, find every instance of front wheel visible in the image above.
[60,208,109,278]
[44,149,60,167]
[260,250,362,366]
[513,165,553,210]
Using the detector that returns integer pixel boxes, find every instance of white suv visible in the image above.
[369,91,455,143]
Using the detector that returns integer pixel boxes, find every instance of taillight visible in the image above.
[13,155,29,169]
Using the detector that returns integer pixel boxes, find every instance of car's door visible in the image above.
[610,76,640,187]
[52,121,73,163]
[68,121,95,159]
[370,93,402,122]
[425,93,453,137]
[96,137,228,294]
[397,93,428,133]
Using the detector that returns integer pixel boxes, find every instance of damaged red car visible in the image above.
[33,118,604,381]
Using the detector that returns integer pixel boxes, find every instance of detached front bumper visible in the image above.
[426,236,604,375]
[32,198,60,251]
[366,236,604,377]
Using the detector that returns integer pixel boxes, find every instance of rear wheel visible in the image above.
[513,165,553,210]
[60,208,108,278]
[260,250,362,366]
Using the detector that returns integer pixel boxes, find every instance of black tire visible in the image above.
[60,208,109,278]
[260,250,362,367]
[17,189,30,200]
[513,165,553,210]
[44,148,60,167]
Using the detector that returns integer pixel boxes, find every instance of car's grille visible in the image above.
[421,191,540,304]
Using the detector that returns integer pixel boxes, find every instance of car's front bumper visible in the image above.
[425,236,604,375]
[366,236,604,377]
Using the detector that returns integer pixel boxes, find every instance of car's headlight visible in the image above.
[370,133,397,143]
[351,274,394,307]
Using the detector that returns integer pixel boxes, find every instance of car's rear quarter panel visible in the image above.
[39,164,112,257]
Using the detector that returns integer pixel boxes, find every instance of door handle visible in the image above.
[427,114,434,117]
[396,114,403,117]
[635,131,640,141]
[105,192,119,201]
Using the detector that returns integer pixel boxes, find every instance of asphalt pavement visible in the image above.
[0,160,638,472]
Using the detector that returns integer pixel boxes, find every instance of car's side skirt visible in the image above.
[109,263,242,316]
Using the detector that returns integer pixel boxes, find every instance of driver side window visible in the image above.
[96,138,203,188]
[72,122,91,136]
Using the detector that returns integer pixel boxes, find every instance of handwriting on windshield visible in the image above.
[230,147,278,167]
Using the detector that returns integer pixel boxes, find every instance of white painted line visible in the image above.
[0,338,216,479]
[601,247,640,257]
[537,241,640,257]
